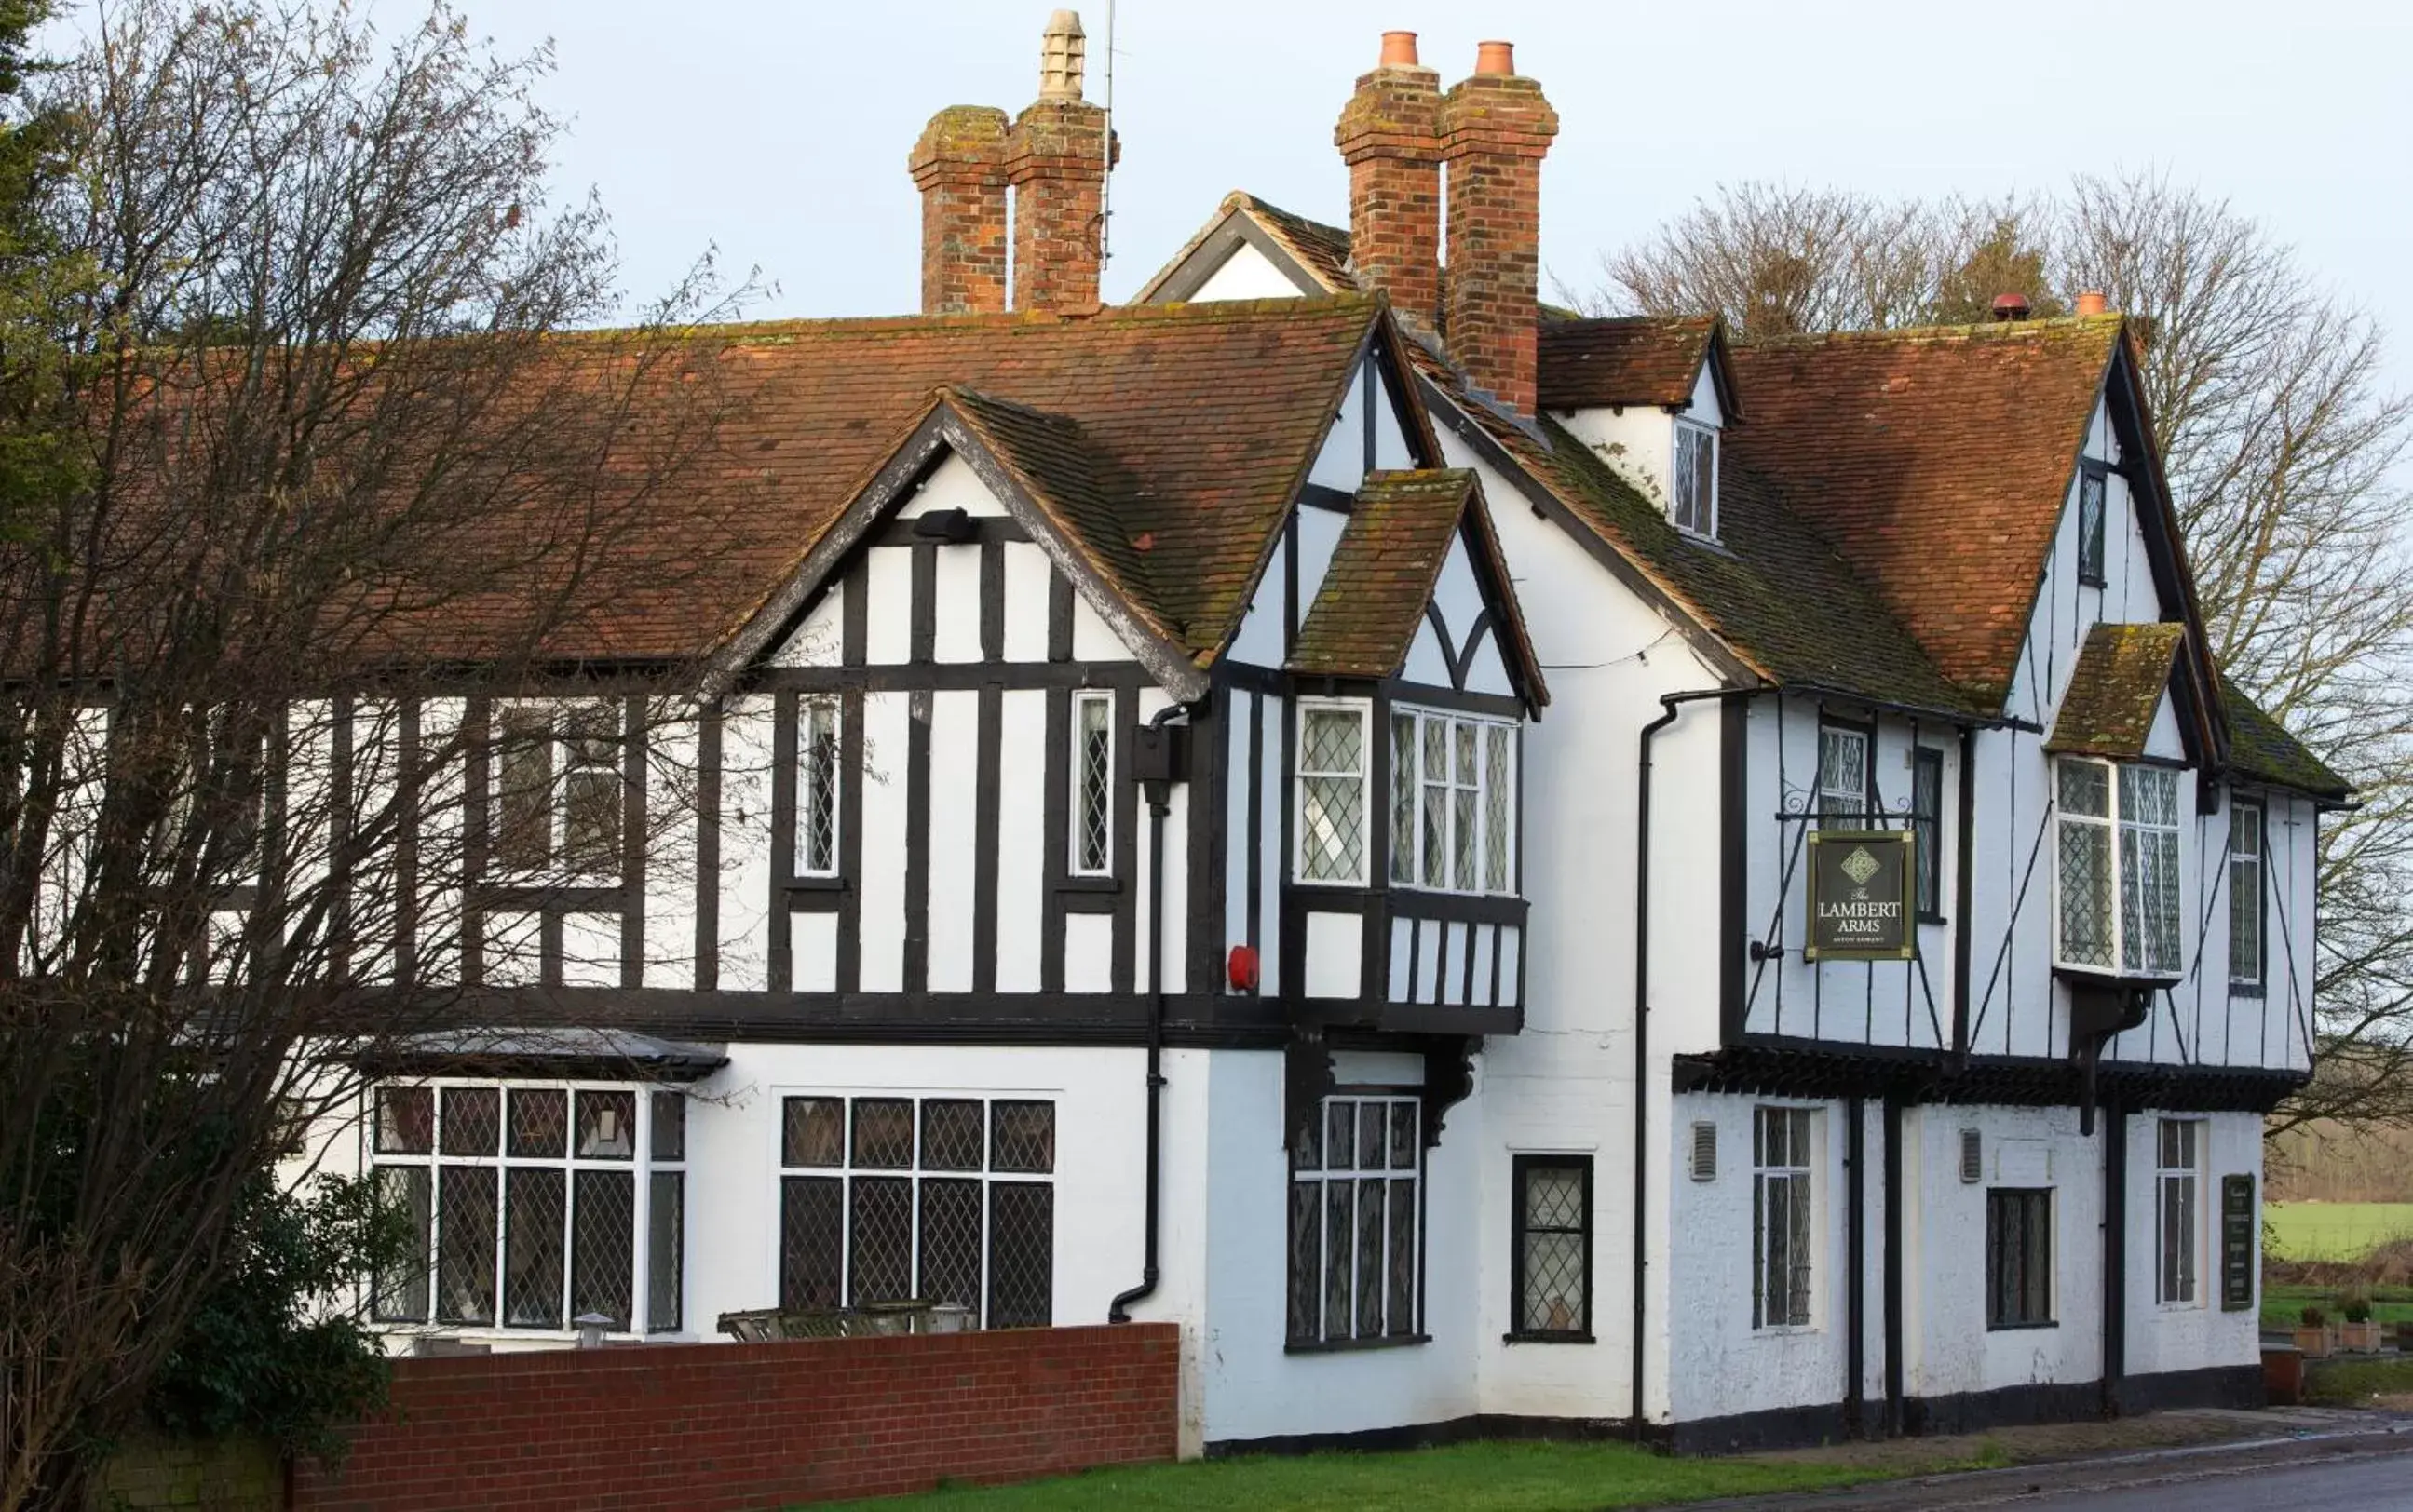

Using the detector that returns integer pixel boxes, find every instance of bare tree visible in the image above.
[0,4,748,1505]
[1588,171,2413,1137]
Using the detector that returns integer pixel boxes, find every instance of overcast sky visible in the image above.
[458,0,2410,386]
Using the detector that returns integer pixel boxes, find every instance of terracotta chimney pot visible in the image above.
[1380,30,1419,67]
[2075,290,2110,317]
[1474,40,1515,75]
[1991,292,2032,322]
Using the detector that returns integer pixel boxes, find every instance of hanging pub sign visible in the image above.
[1803,830,1917,962]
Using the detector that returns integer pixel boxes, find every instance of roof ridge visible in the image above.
[542,294,1383,346]
[1734,312,2125,350]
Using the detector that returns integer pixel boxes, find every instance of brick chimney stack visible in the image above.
[1439,41,1558,416]
[1007,10,1112,311]
[908,106,1010,315]
[1334,32,1443,329]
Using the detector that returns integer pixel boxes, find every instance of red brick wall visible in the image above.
[293,1324,1179,1511]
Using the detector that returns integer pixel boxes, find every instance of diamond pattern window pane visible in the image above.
[572,1169,634,1329]
[1076,695,1112,873]
[1390,713,1417,884]
[2058,818,2115,967]
[1389,1103,1417,1169]
[442,1087,499,1155]
[917,1178,983,1310]
[801,702,839,873]
[991,1101,1055,1173]
[783,1097,844,1168]
[563,705,623,876]
[850,1099,914,1168]
[1300,709,1366,883]
[921,1100,984,1171]
[436,1165,497,1325]
[1386,1176,1417,1335]
[377,1086,433,1154]
[507,1087,564,1158]
[1818,727,1867,822]
[1291,1101,1322,1173]
[988,1182,1053,1328]
[1357,1102,1384,1171]
[1322,1180,1351,1338]
[503,1167,565,1328]
[1484,725,1511,893]
[779,1175,843,1311]
[1419,719,1447,887]
[647,1170,684,1332]
[1354,1177,1385,1337]
[848,1176,913,1303]
[495,709,552,871]
[1325,1102,1351,1170]
[2058,759,2109,817]
[1519,1162,1589,1335]
[373,1166,431,1323]
[1286,1179,1320,1342]
[651,1091,685,1162]
[576,1090,635,1160]
[2079,474,2108,580]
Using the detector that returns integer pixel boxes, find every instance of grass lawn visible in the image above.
[2260,1281,2413,1330]
[827,1438,2006,1512]
[2266,1201,2413,1262]
[2305,1355,2413,1406]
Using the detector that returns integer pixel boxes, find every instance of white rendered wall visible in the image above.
[2119,1109,2264,1379]
[1186,240,1308,302]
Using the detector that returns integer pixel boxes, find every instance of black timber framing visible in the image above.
[1676,1041,2307,1114]
[1721,696,1748,1044]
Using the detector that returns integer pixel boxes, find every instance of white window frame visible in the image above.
[1752,1105,1818,1330]
[1287,1093,1423,1346]
[366,1078,685,1337]
[772,1092,1056,1329]
[1295,699,1370,886]
[1069,690,1115,877]
[1672,418,1718,538]
[795,698,841,878]
[493,700,624,882]
[2053,756,2184,976]
[2228,798,2265,992]
[1387,706,1517,896]
[2156,1117,2203,1307]
[1816,723,1871,826]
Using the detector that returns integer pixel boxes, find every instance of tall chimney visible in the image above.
[1334,32,1442,327]
[908,106,1010,315]
[1439,41,1557,415]
[1006,10,1112,311]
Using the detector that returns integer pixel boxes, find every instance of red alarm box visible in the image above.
[1227,944,1261,992]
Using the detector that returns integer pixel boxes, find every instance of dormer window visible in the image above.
[1672,419,1717,537]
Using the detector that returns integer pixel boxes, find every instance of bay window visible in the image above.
[2054,758,2182,976]
[1387,707,1515,895]
[1287,1094,1421,1346]
[370,1080,685,1334]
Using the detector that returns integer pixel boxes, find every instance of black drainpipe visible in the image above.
[1845,1095,1866,1438]
[1882,1093,1905,1434]
[1632,687,1751,1438]
[2099,1098,2128,1413]
[1951,723,1977,1062]
[1110,704,1191,1324]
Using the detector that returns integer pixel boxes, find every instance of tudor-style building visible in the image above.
[276,14,2341,1456]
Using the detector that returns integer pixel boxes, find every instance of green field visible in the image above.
[2266,1201,2413,1262]
[2261,1283,2413,1330]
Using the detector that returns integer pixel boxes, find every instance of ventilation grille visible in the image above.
[1959,1128,1983,1184]
[1689,1122,1717,1182]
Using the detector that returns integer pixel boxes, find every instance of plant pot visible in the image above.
[2341,1319,2383,1353]
[2294,1325,2333,1358]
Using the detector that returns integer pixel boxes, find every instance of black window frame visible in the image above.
[1986,1186,2054,1330]
[1507,1154,1593,1343]
[1912,746,1945,922]
[2076,461,2109,587]
[2227,797,2266,996]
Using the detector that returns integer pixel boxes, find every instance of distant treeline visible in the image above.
[2268,1120,2413,1203]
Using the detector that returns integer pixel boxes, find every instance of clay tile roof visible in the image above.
[1289,470,1472,680]
[2045,622,2186,759]
[1538,316,1732,414]
[509,295,1378,666]
[2220,676,2352,801]
[1724,316,2127,703]
[1234,195,1356,293]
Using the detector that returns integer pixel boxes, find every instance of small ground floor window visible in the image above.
[777,1094,1055,1327]
[1510,1154,1591,1341]
[1287,1093,1422,1346]
[1986,1187,2054,1329]
[369,1080,685,1334]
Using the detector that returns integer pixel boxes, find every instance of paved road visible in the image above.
[2001,1446,2413,1509]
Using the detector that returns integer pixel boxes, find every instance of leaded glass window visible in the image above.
[797,699,840,875]
[1512,1156,1591,1340]
[1287,1094,1420,1345]
[492,702,623,878]
[1296,704,1367,884]
[2077,470,2108,587]
[1816,724,1869,827]
[1672,419,1717,536]
[1752,1106,1815,1330]
[369,1080,685,1335]
[2054,757,2183,976]
[1385,707,1516,897]
[1071,692,1113,876]
[2228,800,2264,991]
[776,1093,1055,1328]
[1913,748,1944,920]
